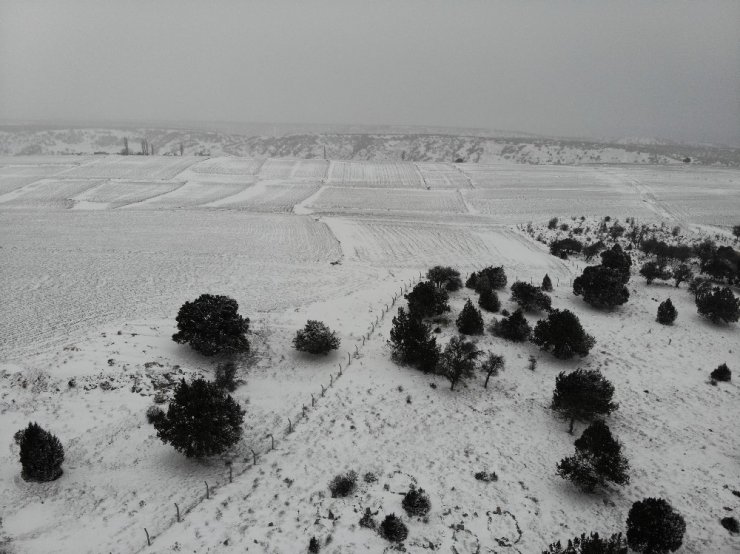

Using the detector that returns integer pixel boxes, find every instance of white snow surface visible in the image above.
[0,157,739,553]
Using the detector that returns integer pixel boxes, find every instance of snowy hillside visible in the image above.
[1,126,739,166]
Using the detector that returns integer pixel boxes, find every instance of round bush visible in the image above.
[172,294,250,356]
[379,513,408,543]
[656,299,677,325]
[293,320,340,355]
[402,486,431,517]
[16,422,65,482]
[146,405,165,425]
[626,498,685,554]
[710,363,731,382]
[328,470,357,498]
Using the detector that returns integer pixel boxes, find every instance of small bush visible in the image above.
[427,266,463,291]
[481,352,505,388]
[550,238,583,258]
[672,264,693,288]
[532,309,595,359]
[710,363,731,382]
[146,405,165,425]
[379,513,408,543]
[626,498,685,554]
[695,286,740,324]
[510,281,552,312]
[548,217,559,229]
[656,299,677,325]
[402,486,431,517]
[456,299,484,335]
[329,470,358,498]
[293,320,340,355]
[308,536,320,553]
[359,508,377,529]
[542,274,553,292]
[720,516,739,534]
[474,470,498,482]
[215,361,238,391]
[490,309,531,342]
[16,422,65,482]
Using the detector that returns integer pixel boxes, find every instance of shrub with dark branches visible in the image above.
[710,363,731,382]
[550,238,583,259]
[696,286,740,324]
[542,532,628,554]
[427,266,463,291]
[172,294,250,356]
[456,299,484,335]
[490,309,531,342]
[379,513,408,543]
[16,422,65,482]
[402,486,431,517]
[510,281,552,312]
[405,281,450,318]
[329,470,358,498]
[532,309,595,359]
[626,498,685,554]
[640,261,671,285]
[293,320,340,355]
[552,369,617,433]
[438,336,481,391]
[573,266,630,309]
[671,264,693,288]
[467,266,507,291]
[656,299,677,325]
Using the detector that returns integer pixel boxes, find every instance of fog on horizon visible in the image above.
[1,0,738,145]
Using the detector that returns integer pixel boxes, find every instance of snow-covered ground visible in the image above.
[0,157,739,553]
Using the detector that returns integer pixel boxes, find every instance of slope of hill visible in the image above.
[1,126,738,166]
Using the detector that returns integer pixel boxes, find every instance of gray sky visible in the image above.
[1,0,738,144]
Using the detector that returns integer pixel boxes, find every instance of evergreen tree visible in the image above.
[438,336,481,390]
[710,363,731,382]
[153,378,245,458]
[600,244,632,282]
[293,320,340,355]
[656,299,677,325]
[557,420,629,492]
[388,307,440,372]
[510,281,552,312]
[573,265,630,309]
[671,264,693,288]
[401,486,431,517]
[379,513,408,543]
[468,266,507,291]
[16,422,64,482]
[490,308,531,342]
[456,299,484,335]
[532,309,595,359]
[427,266,463,291]
[481,352,504,388]
[626,498,685,554]
[405,281,450,318]
[542,273,553,292]
[542,532,628,554]
[172,294,250,356]
[550,238,583,258]
[552,369,618,433]
[478,286,500,312]
[640,261,670,285]
[695,286,740,324]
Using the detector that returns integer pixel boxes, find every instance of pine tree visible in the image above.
[573,265,630,309]
[388,307,440,372]
[153,378,245,458]
[405,281,450,318]
[552,369,618,433]
[542,274,553,292]
[481,352,504,388]
[710,363,731,382]
[656,299,677,325]
[557,420,629,492]
[172,294,250,356]
[16,422,64,482]
[695,286,740,324]
[293,320,340,355]
[600,244,632,282]
[456,299,484,335]
[532,309,595,359]
[510,281,552,312]
[626,498,685,554]
[490,308,531,342]
[478,286,500,312]
[439,336,481,391]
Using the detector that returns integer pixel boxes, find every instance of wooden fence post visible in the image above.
[145,528,151,547]
[251,448,257,465]
[288,418,292,433]
[267,433,274,451]
[175,503,180,522]
[205,481,209,499]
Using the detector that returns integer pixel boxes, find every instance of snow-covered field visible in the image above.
[0,156,739,553]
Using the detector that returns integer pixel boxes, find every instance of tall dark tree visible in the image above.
[481,352,504,388]
[573,265,630,309]
[626,498,685,554]
[172,294,250,356]
[510,281,552,312]
[456,299,484,335]
[542,273,553,292]
[656,299,677,325]
[153,378,245,458]
[388,307,440,372]
[542,532,628,554]
[532,309,595,359]
[490,308,531,342]
[405,281,450,318]
[427,266,462,291]
[671,264,693,288]
[600,244,632,282]
[552,369,617,433]
[16,422,64,482]
[695,286,740,324]
[557,420,629,492]
[438,336,481,391]
[477,286,500,312]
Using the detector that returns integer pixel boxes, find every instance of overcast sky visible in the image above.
[1,0,738,144]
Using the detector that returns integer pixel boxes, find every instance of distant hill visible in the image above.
[1,126,738,166]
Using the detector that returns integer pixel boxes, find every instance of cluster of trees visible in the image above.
[573,245,631,309]
[120,136,156,156]
[544,498,685,553]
